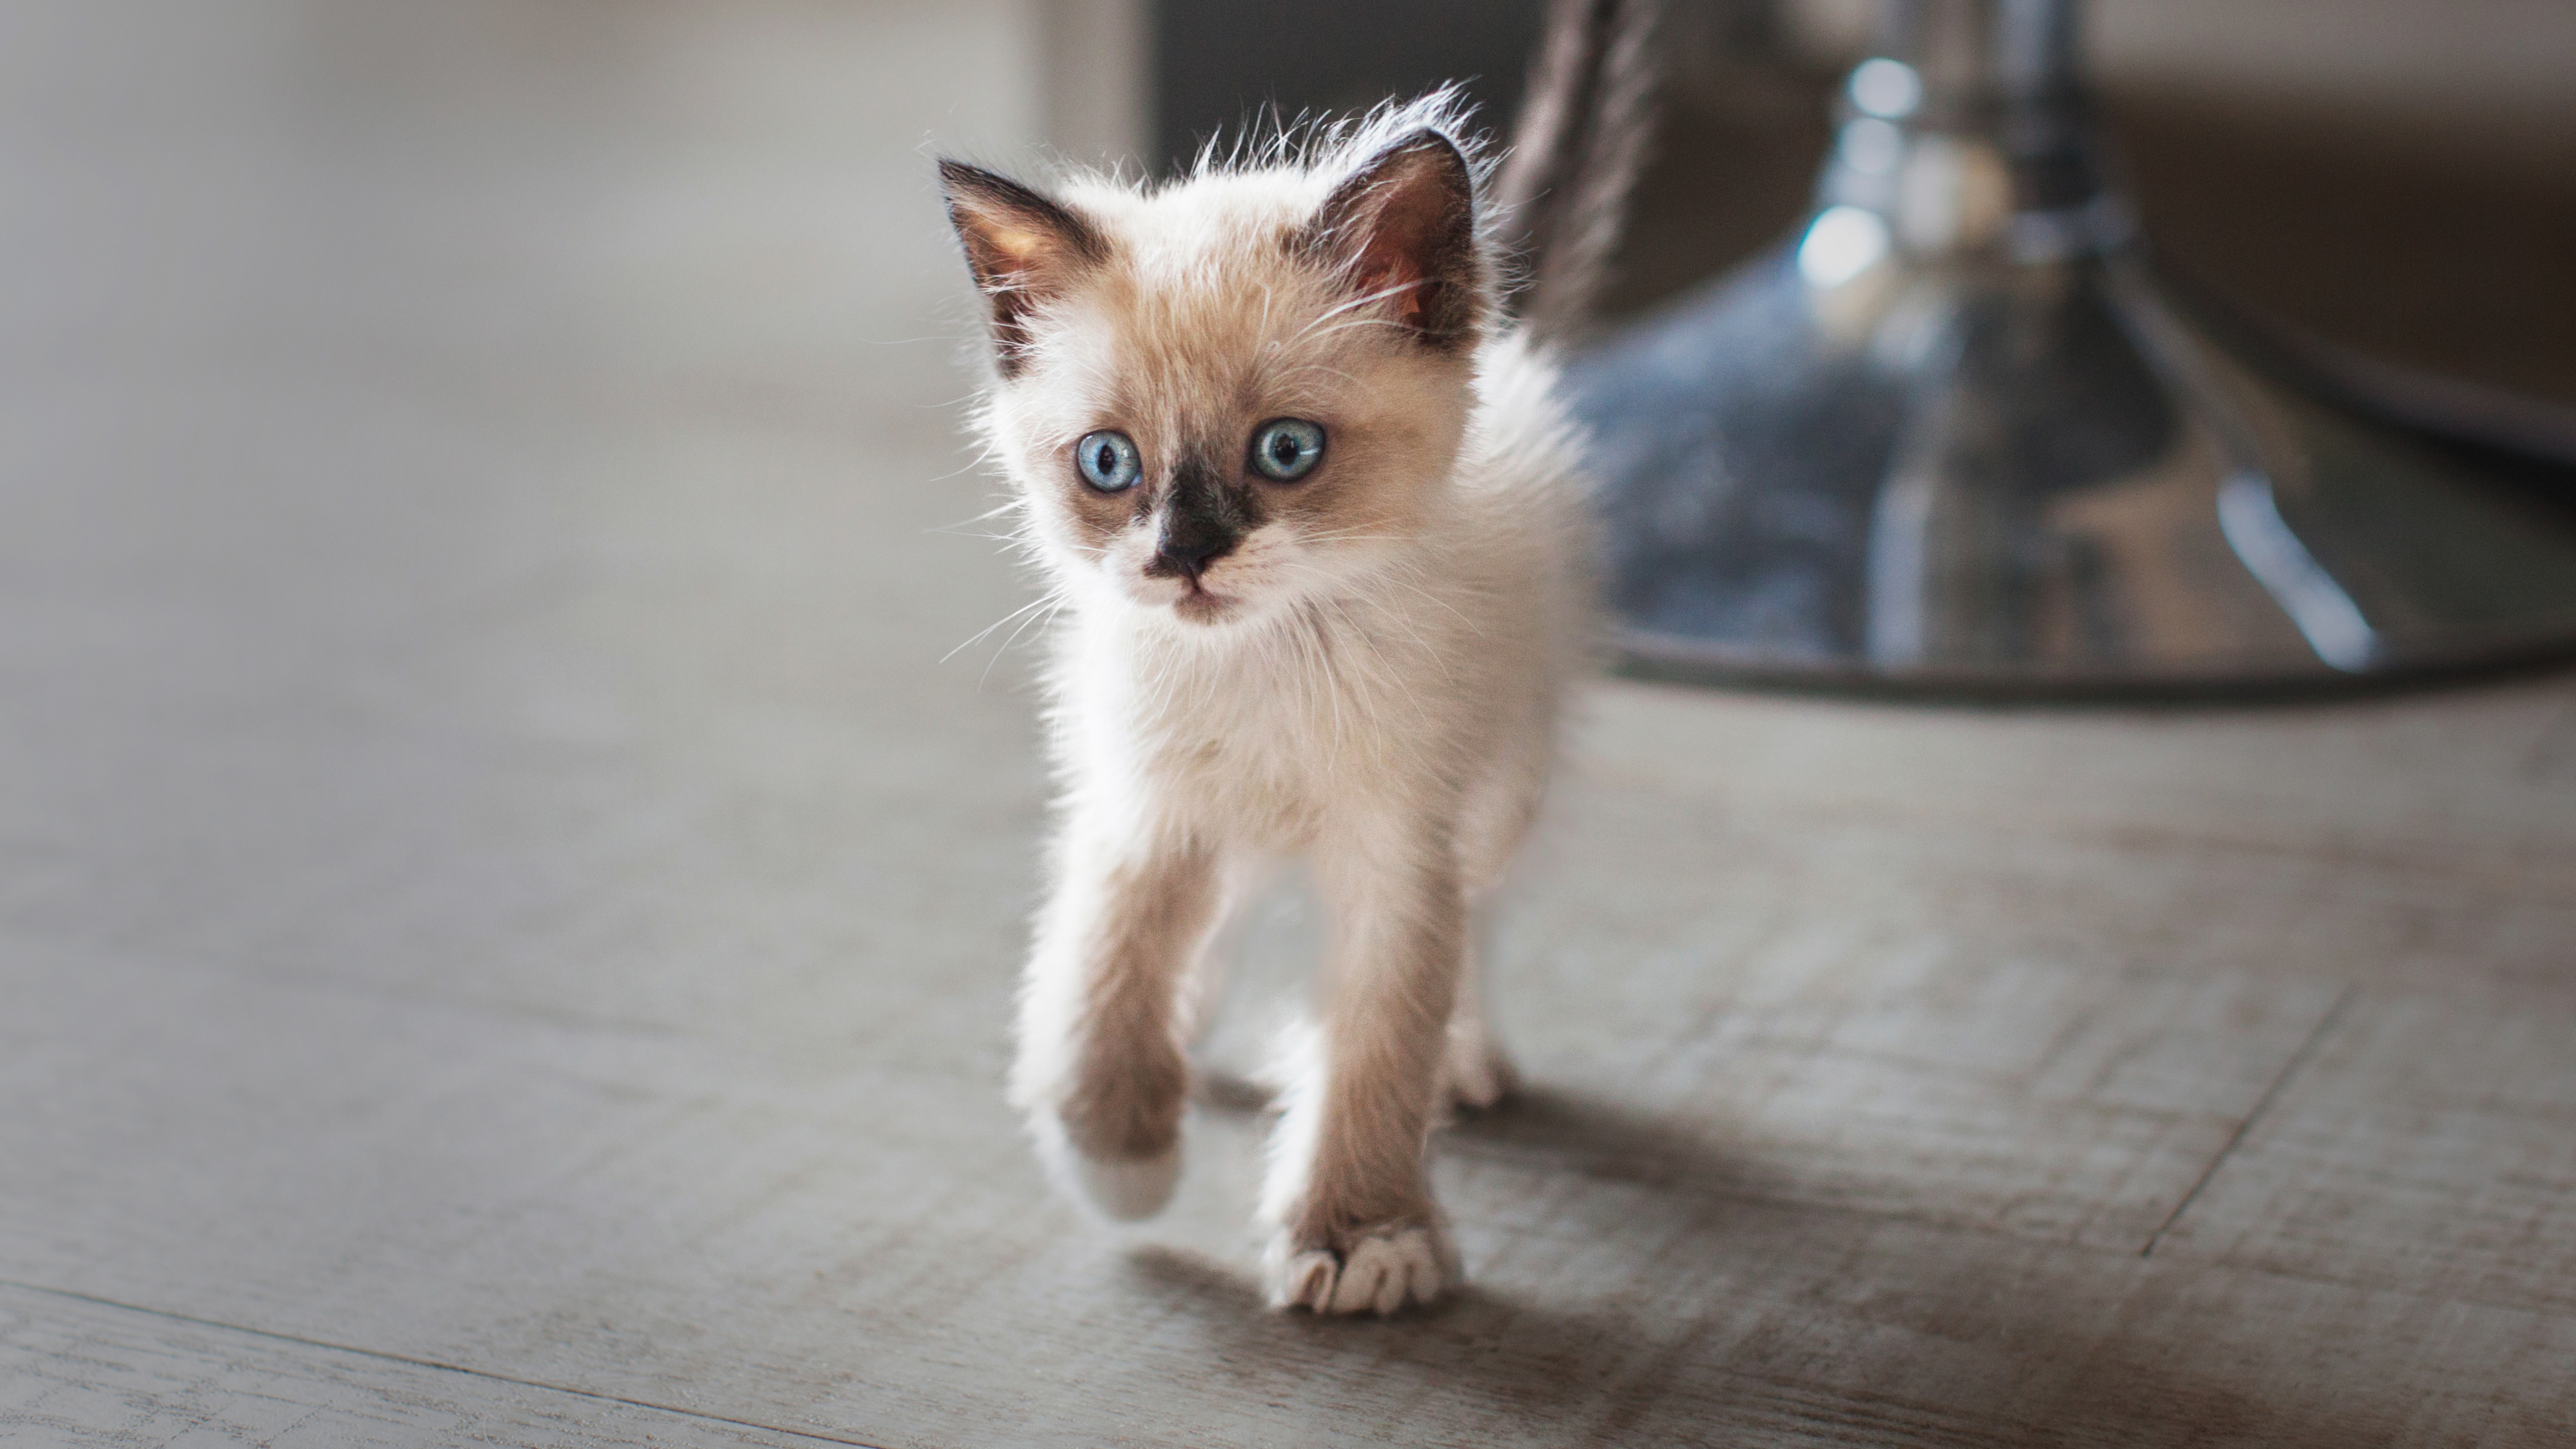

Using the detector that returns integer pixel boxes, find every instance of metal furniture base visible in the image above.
[1563,0,2576,697]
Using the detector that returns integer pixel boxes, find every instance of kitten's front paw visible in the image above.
[1031,1115,1181,1222]
[1264,1221,1457,1315]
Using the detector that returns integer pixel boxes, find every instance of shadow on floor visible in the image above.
[1136,1077,2385,1447]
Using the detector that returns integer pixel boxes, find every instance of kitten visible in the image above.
[939,97,1593,1315]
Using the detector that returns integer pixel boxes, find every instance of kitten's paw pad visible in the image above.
[1265,1224,1455,1315]
[1034,1121,1180,1222]
[1437,1031,1519,1116]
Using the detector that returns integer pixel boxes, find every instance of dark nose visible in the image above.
[1145,455,1246,582]
[1150,513,1236,581]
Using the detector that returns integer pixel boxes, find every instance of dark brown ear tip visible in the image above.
[1334,131,1474,228]
[1392,127,1466,162]
[935,158,1018,202]
[1375,128,1471,180]
[936,158,1043,208]
[939,164,1110,269]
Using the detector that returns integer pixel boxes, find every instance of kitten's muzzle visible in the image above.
[1146,527,1236,583]
[1143,460,1248,584]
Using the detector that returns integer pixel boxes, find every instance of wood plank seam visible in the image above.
[2137,984,2359,1258]
[0,1279,889,1449]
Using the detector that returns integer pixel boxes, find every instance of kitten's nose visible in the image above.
[1151,521,1236,581]
[1148,459,1243,583]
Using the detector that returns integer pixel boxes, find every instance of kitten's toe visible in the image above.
[1267,1223,1454,1315]
[1331,1236,1405,1315]
[1268,1247,1340,1311]
[1437,1028,1519,1116]
[1033,1118,1180,1222]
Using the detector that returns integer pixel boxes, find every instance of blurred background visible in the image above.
[1144,0,2576,403]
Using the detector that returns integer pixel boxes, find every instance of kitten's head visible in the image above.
[941,102,1497,628]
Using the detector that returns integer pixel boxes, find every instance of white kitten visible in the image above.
[940,97,1593,1315]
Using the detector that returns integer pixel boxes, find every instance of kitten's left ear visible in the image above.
[939,160,1107,376]
[1306,129,1483,351]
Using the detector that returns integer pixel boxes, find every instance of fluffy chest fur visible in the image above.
[1059,578,1471,848]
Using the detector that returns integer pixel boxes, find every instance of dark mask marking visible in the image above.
[1146,453,1261,581]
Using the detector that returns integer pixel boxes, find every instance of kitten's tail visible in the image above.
[1493,0,1668,345]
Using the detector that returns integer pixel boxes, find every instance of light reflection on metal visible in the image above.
[1847,57,1922,118]
[2214,473,2376,672]
[1797,206,1890,288]
[1563,0,2576,695]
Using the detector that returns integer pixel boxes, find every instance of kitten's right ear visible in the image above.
[938,160,1106,377]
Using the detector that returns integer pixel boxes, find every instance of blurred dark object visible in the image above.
[1152,0,1551,168]
[2112,101,2576,413]
[1490,0,1669,341]
[1562,0,2576,695]
[1603,3,2576,409]
[1150,0,2576,409]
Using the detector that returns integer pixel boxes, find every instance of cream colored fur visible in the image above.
[948,98,1593,1315]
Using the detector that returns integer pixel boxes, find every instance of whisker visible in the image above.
[981,593,1069,690]
[941,591,1059,664]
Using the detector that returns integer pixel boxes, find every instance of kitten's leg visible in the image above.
[1011,818,1216,1222]
[1442,759,1538,1117]
[1261,820,1465,1313]
[1436,898,1519,1116]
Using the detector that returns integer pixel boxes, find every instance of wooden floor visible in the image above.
[5,4,2573,1446]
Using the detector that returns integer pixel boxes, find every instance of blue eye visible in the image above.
[1075,430,1141,492]
[1248,418,1325,482]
